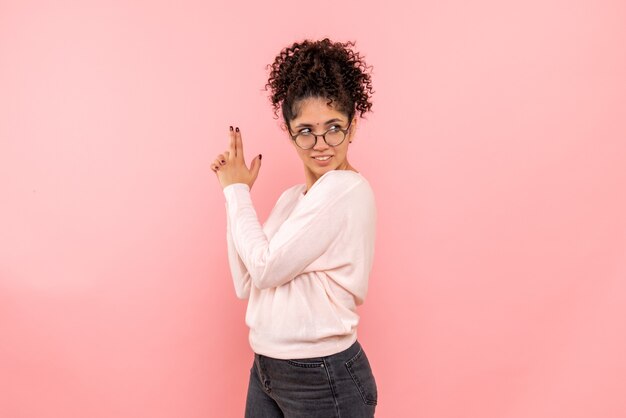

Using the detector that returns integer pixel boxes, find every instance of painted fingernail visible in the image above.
[230,126,233,131]
[235,127,239,132]
[259,154,262,160]
[221,160,225,164]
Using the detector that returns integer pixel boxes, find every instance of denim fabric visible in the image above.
[244,340,377,418]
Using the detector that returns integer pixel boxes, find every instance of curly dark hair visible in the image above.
[264,38,374,128]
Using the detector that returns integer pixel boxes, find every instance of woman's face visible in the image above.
[287,97,357,185]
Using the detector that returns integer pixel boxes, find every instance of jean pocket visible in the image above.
[345,347,378,406]
[286,358,325,368]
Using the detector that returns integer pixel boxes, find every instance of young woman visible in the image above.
[211,38,378,418]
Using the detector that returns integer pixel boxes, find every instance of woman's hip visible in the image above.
[250,339,378,417]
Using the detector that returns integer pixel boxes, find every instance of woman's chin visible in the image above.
[315,166,335,175]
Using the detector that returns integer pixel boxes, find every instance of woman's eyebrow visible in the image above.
[294,118,344,128]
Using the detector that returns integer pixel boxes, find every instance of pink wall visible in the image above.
[1,1,625,417]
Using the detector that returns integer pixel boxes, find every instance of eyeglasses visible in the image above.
[288,121,352,150]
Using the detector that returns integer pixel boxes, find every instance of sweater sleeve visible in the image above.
[225,213,251,299]
[223,178,358,289]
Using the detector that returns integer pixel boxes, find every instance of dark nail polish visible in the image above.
[230,126,233,131]
[221,160,225,164]
[235,127,239,132]
[259,154,262,160]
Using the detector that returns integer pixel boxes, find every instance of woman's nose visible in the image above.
[313,136,330,150]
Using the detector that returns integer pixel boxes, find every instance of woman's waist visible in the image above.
[250,332,359,360]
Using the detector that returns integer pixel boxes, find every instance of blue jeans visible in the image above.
[244,339,377,417]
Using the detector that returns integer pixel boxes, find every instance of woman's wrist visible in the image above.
[223,182,251,192]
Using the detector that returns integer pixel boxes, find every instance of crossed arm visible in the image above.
[224,180,356,296]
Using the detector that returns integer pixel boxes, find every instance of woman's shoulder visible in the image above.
[308,170,374,203]
[317,169,366,186]
[326,169,372,190]
[276,170,373,206]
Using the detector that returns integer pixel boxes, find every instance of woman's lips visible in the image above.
[312,155,333,164]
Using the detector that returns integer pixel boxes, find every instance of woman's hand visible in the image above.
[211,126,262,190]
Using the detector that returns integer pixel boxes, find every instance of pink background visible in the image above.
[1,0,625,417]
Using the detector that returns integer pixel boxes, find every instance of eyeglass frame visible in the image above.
[287,120,353,150]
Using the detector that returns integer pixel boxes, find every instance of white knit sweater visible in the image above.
[223,169,377,359]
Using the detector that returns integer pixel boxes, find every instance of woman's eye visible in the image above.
[299,129,312,135]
